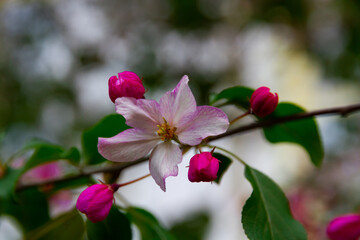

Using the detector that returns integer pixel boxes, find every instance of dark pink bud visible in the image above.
[76,183,118,223]
[250,87,279,117]
[108,71,145,103]
[188,152,219,182]
[326,214,360,240]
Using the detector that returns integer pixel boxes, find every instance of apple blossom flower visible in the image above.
[98,76,229,191]
[20,161,62,183]
[250,86,278,117]
[108,71,146,102]
[76,183,119,223]
[188,151,219,182]
[326,214,360,240]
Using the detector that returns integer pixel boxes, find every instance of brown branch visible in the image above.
[208,102,360,142]
[15,103,360,191]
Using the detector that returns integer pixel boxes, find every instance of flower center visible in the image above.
[157,118,177,141]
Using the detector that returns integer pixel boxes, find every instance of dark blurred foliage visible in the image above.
[170,212,210,240]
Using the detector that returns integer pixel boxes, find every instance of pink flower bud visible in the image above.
[250,86,279,117]
[76,183,119,223]
[188,152,219,182]
[326,214,360,240]
[108,71,146,103]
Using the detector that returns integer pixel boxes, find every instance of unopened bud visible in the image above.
[76,183,119,222]
[326,214,360,240]
[108,71,145,103]
[250,87,278,117]
[188,152,219,182]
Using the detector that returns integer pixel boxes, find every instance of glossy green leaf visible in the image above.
[209,86,253,109]
[127,207,175,240]
[26,210,85,240]
[3,189,50,233]
[212,152,232,184]
[242,165,307,240]
[263,103,323,167]
[82,114,130,165]
[86,207,132,240]
[211,87,324,167]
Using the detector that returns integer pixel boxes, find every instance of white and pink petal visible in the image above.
[115,97,163,132]
[159,75,197,127]
[98,128,159,162]
[149,141,182,191]
[176,106,229,145]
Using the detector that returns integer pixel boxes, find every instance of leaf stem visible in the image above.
[204,144,247,166]
[117,173,151,188]
[229,110,250,125]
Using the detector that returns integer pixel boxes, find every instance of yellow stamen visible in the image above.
[157,118,177,141]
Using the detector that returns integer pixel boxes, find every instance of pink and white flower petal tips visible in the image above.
[108,71,146,103]
[76,183,119,223]
[326,214,360,240]
[250,87,279,117]
[98,75,229,191]
[188,151,219,182]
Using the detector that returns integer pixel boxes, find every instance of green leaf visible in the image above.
[11,139,81,166]
[2,189,50,233]
[242,165,307,240]
[170,212,210,240]
[126,207,175,240]
[211,86,324,167]
[26,210,85,240]
[263,103,323,167]
[210,86,253,109]
[0,167,22,199]
[82,114,130,165]
[86,207,132,240]
[24,145,80,170]
[212,152,232,184]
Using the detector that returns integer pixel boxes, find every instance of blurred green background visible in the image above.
[1,0,360,239]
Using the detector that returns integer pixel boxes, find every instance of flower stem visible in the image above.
[229,110,250,125]
[118,173,151,188]
[204,144,247,166]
